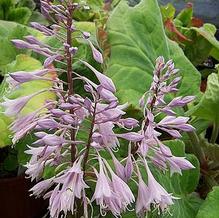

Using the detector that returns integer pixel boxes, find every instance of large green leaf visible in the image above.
[191,73,219,124]
[106,0,201,108]
[196,186,219,218]
[0,55,56,148]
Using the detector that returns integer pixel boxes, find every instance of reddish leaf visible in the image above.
[164,18,191,42]
[192,17,204,28]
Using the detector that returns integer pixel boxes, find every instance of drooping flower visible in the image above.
[30,177,54,198]
[144,161,174,213]
[136,175,151,214]
[81,61,116,93]
[48,156,88,217]
[87,40,103,64]
[1,94,35,116]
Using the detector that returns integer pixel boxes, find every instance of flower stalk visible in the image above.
[65,3,76,163]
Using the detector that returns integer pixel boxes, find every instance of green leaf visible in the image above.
[184,24,219,64]
[160,3,176,21]
[0,109,12,147]
[175,5,193,27]
[3,152,18,171]
[201,141,219,166]
[0,0,13,20]
[191,73,219,124]
[18,0,36,11]
[106,0,201,108]
[182,28,213,66]
[196,186,219,218]
[0,55,56,148]
[192,24,219,51]
[28,11,49,25]
[8,7,32,24]
[72,0,103,21]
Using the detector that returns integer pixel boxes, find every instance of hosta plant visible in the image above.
[0,0,196,217]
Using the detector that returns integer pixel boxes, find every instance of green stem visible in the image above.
[187,131,206,167]
[210,123,219,144]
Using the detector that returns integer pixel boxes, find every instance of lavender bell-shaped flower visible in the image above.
[87,40,103,64]
[1,93,36,116]
[48,156,89,217]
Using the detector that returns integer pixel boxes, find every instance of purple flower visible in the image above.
[92,158,112,207]
[83,31,91,39]
[116,132,144,142]
[94,122,120,148]
[167,156,195,176]
[42,134,64,146]
[25,145,57,181]
[119,118,139,129]
[93,158,135,216]
[136,176,151,214]
[124,152,133,182]
[137,160,175,214]
[50,109,66,117]
[69,47,78,55]
[6,69,49,89]
[87,40,103,63]
[25,35,50,48]
[12,121,37,144]
[1,94,35,116]
[44,54,63,67]
[97,86,117,102]
[49,156,88,217]
[81,61,116,93]
[37,118,59,129]
[30,22,54,36]
[158,116,195,132]
[109,149,126,180]
[110,169,135,211]
[168,96,195,107]
[1,1,197,215]
[30,177,54,198]
[61,114,75,124]
[11,40,53,57]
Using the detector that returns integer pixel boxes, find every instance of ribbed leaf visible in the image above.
[106,0,201,108]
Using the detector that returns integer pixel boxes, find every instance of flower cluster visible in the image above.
[0,1,195,218]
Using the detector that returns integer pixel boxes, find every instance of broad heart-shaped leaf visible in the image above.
[190,73,219,124]
[148,140,202,218]
[106,0,201,108]
[0,54,56,148]
[196,186,219,218]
